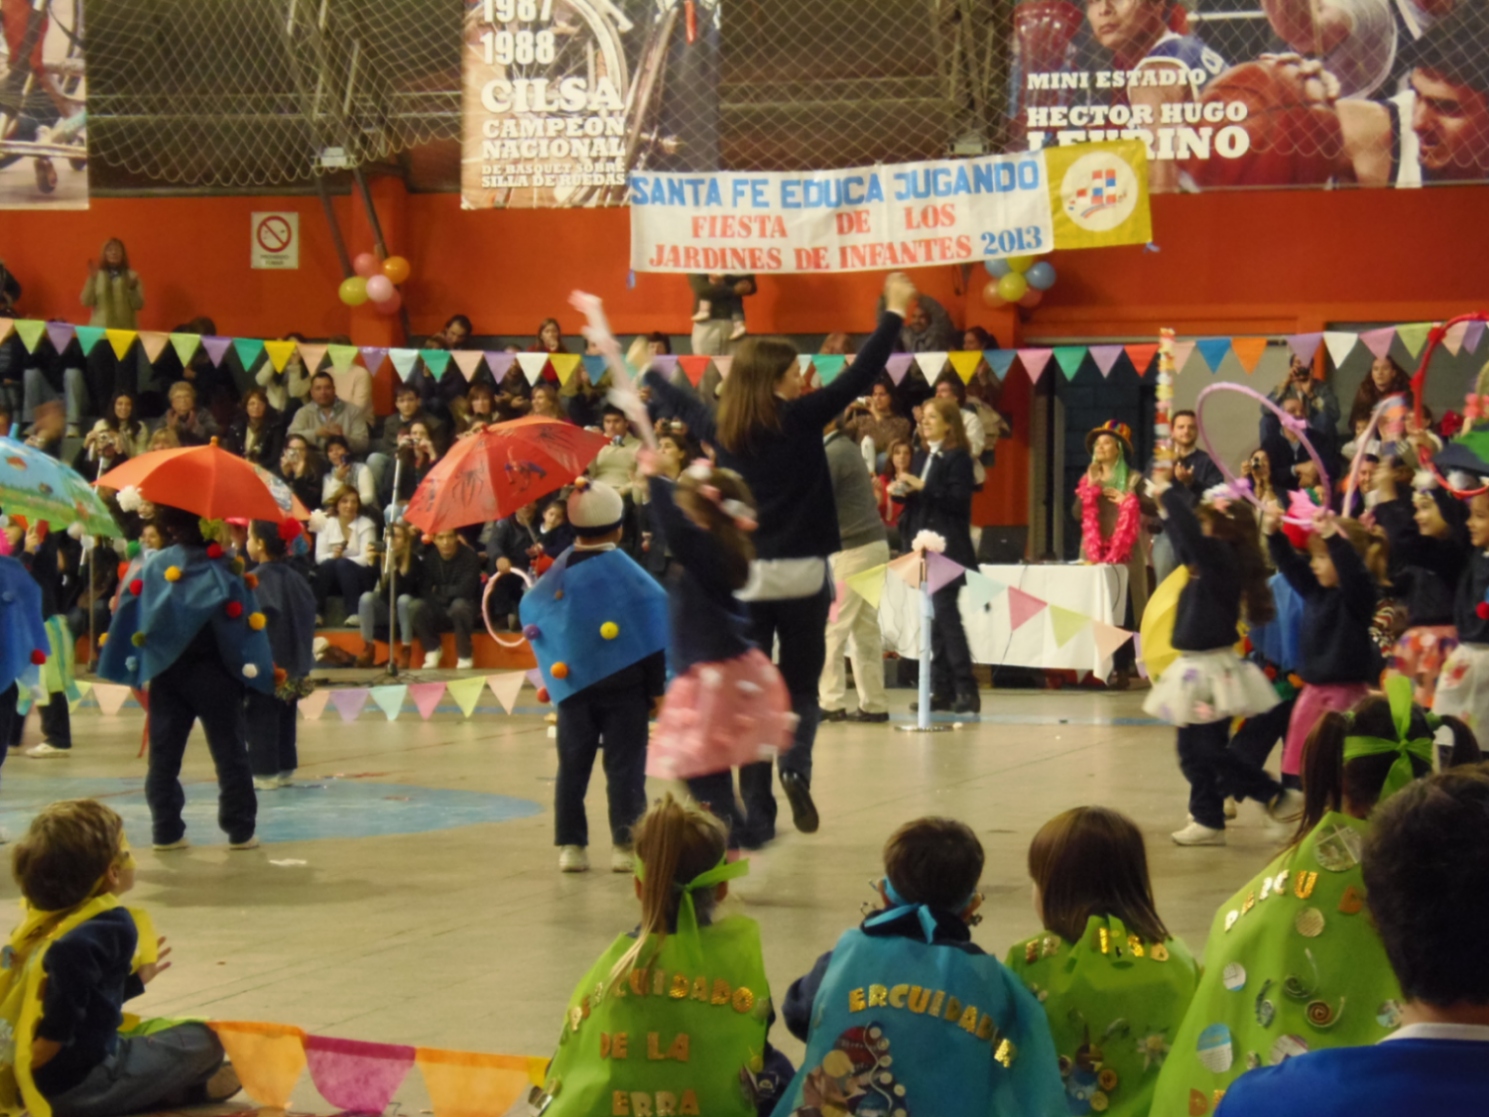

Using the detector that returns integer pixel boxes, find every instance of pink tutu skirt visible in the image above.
[647,649,798,780]
[1282,681,1372,777]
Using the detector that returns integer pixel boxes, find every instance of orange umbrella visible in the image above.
[404,416,610,533]
[95,440,286,522]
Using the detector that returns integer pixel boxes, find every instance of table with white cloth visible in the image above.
[879,562,1130,677]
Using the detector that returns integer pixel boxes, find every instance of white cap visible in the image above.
[567,478,624,536]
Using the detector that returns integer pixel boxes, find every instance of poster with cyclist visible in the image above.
[0,0,86,209]
[461,0,719,209]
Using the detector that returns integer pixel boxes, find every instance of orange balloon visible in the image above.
[981,280,1007,309]
[382,255,411,285]
[1018,287,1043,309]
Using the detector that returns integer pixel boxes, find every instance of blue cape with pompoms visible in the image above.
[0,555,47,695]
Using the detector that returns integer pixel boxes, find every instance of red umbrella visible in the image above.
[95,440,286,522]
[404,416,610,533]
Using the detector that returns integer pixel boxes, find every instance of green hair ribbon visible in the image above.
[634,854,750,941]
[1342,674,1436,803]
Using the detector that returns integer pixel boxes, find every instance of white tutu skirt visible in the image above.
[1432,642,1489,734]
[1142,647,1280,727]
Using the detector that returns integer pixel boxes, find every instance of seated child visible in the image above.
[525,794,789,1116]
[1007,807,1200,1117]
[0,799,240,1117]
[778,818,1065,1117]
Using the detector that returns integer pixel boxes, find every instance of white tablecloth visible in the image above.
[879,563,1130,677]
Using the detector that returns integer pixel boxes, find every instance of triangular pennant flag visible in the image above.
[652,355,680,380]
[1092,621,1134,662]
[263,339,299,373]
[1195,337,1232,373]
[304,1035,416,1117]
[549,353,581,386]
[1007,586,1047,631]
[359,347,388,376]
[106,329,138,360]
[330,688,370,723]
[453,350,486,382]
[447,676,488,719]
[13,319,45,354]
[678,355,712,386]
[485,352,517,382]
[1018,348,1054,385]
[1123,343,1158,375]
[712,355,733,379]
[1442,321,1468,357]
[388,349,421,383]
[1323,331,1358,367]
[137,330,170,363]
[1464,320,1485,354]
[74,325,105,356]
[486,672,525,715]
[201,335,233,367]
[421,349,453,382]
[1049,605,1089,648]
[1088,345,1124,378]
[0,318,12,343]
[233,337,265,371]
[1230,337,1268,374]
[369,684,408,721]
[299,689,331,720]
[92,682,132,716]
[516,353,550,385]
[1170,339,1197,373]
[66,679,92,714]
[581,354,608,381]
[915,351,949,383]
[168,332,200,367]
[965,569,1005,611]
[327,343,358,374]
[213,1023,307,1111]
[925,551,968,595]
[948,351,982,384]
[843,563,888,610]
[409,682,446,720]
[797,354,814,378]
[1053,345,1087,380]
[1396,322,1431,358]
[885,353,915,386]
[415,1049,542,1117]
[814,354,847,385]
[296,342,328,374]
[1287,332,1323,365]
[887,551,922,589]
[1359,327,1397,360]
[525,668,544,688]
[986,350,1017,381]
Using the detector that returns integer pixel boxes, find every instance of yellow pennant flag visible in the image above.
[1046,139,1152,251]
[211,1022,307,1109]
[416,1048,546,1117]
[106,329,138,360]
[843,563,889,610]
[446,676,488,719]
[263,339,299,373]
[1049,605,1089,648]
[549,353,581,386]
[948,351,983,384]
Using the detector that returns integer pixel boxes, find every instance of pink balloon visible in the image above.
[353,253,381,279]
[372,289,402,316]
[365,274,395,302]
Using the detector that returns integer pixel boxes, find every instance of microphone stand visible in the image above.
[386,452,405,678]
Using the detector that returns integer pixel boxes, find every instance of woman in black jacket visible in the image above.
[892,396,980,714]
[643,271,916,846]
[224,388,286,468]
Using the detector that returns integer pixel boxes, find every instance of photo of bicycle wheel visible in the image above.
[0,0,87,210]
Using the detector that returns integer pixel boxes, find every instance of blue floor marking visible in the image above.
[0,777,543,844]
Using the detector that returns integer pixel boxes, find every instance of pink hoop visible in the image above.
[1342,393,1411,513]
[1411,311,1489,499]
[1195,382,1331,525]
[482,566,534,646]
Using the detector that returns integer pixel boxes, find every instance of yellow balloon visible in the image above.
[996,271,1028,303]
[1007,255,1036,274]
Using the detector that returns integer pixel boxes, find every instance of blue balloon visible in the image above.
[1026,261,1057,291]
[983,258,1011,278]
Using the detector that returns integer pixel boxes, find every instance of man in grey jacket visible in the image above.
[819,414,891,724]
[287,372,371,456]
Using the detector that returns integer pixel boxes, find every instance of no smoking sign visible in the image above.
[251,212,300,270]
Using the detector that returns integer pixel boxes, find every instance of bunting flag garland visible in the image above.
[652,354,680,380]
[677,354,712,386]
[515,353,550,385]
[415,1047,544,1117]
[92,682,133,716]
[1465,320,1486,354]
[1323,331,1358,368]
[0,317,12,343]
[299,688,332,720]
[263,339,299,373]
[13,319,45,353]
[796,354,814,378]
[1088,345,1124,378]
[1287,332,1323,365]
[915,351,949,382]
[453,350,486,382]
[200,335,234,367]
[712,354,733,378]
[169,332,201,366]
[985,349,1017,381]
[74,325,105,356]
[67,680,93,714]
[421,349,454,382]
[964,569,1005,611]
[1195,337,1232,373]
[327,344,359,374]
[947,351,982,384]
[138,331,170,363]
[369,685,408,721]
[813,353,847,385]
[885,353,915,386]
[106,329,138,360]
[887,551,922,589]
[1092,621,1135,662]
[213,1023,308,1111]
[303,1035,417,1117]
[1442,321,1468,357]
[1229,337,1268,374]
[1123,343,1158,375]
[410,682,447,720]
[1170,339,1197,374]
[1359,327,1397,360]
[359,347,389,376]
[1048,605,1089,648]
[843,562,889,610]
[1396,322,1431,358]
[525,668,544,688]
[388,349,421,383]
[581,353,608,381]
[485,351,517,381]
[549,352,581,385]
[1018,348,1053,385]
[446,676,488,718]
[1053,345,1087,381]
[924,551,967,595]
[330,688,371,723]
[1006,586,1047,631]
[46,321,77,356]
[296,342,327,373]
[233,337,266,371]
[487,672,525,715]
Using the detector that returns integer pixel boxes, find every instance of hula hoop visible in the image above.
[482,566,534,646]
[1342,392,1410,513]
[1413,311,1489,499]
[1195,381,1332,525]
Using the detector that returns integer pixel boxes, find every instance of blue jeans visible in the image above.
[359,589,413,645]
[23,366,86,426]
[46,1023,225,1117]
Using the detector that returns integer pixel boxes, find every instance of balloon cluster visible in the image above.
[338,253,412,317]
[981,255,1057,310]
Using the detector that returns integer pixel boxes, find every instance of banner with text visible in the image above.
[630,141,1151,275]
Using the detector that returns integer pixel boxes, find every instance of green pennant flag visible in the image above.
[421,349,453,382]
[13,320,45,354]
[446,677,488,719]
[1396,322,1432,358]
[1053,346,1088,381]
[169,333,201,367]
[1049,605,1089,648]
[74,326,106,356]
[327,344,358,374]
[369,684,408,722]
[233,337,265,371]
[813,354,847,385]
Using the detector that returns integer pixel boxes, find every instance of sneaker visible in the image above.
[252,776,280,791]
[278,771,295,788]
[229,836,260,851]
[611,846,634,873]
[1267,788,1303,822]
[1171,821,1226,846]
[819,708,849,723]
[728,321,747,341]
[153,838,190,852]
[909,695,954,713]
[422,651,442,670]
[203,1063,242,1103]
[951,696,982,716]
[24,742,70,758]
[850,709,890,723]
[456,656,474,670]
[343,616,360,628]
[1224,798,1240,820]
[780,771,819,834]
[558,845,590,872]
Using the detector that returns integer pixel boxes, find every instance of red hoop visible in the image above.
[1195,382,1331,525]
[1414,311,1489,498]
[482,566,534,646]
[1343,393,1411,513]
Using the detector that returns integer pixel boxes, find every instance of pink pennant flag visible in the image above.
[360,347,389,376]
[1132,634,1148,680]
[1007,587,1047,631]
[1088,345,1124,378]
[828,580,846,625]
[92,683,133,716]
[304,1036,416,1117]
[1018,348,1053,385]
[299,689,332,720]
[137,331,170,363]
[1091,622,1134,663]
[1170,339,1197,374]
[713,354,733,379]
[330,688,370,723]
[485,351,517,381]
[924,551,967,595]
[652,355,680,381]
[887,551,922,589]
[1464,320,1486,354]
[200,335,234,367]
[525,668,544,688]
[486,672,525,715]
[409,682,446,721]
[1287,332,1322,365]
[45,322,75,355]
[1359,327,1397,360]
[296,342,328,374]
[1441,321,1469,357]
[885,353,915,386]
[452,351,486,382]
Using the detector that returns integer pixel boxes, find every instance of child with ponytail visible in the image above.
[531,794,788,1117]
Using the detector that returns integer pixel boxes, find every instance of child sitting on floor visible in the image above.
[1007,806,1200,1117]
[0,799,241,1117]
[777,817,1065,1117]
[526,794,790,1116]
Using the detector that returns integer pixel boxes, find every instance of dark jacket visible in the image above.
[1163,486,1242,651]
[224,409,286,468]
[1268,529,1382,685]
[1453,549,1489,645]
[488,513,542,574]
[253,561,317,678]
[895,446,979,570]
[1374,496,1469,628]
[418,544,482,611]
